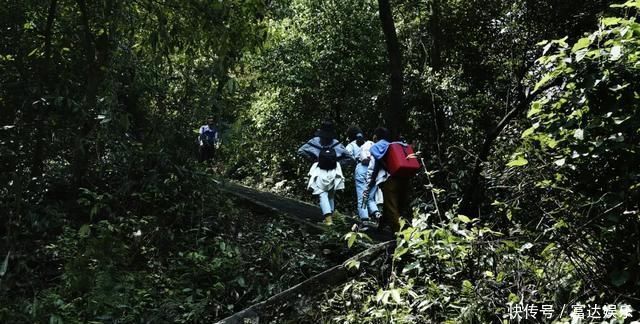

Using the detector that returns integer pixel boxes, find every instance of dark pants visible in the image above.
[380,176,410,233]
[199,145,216,162]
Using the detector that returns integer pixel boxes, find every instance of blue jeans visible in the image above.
[355,163,379,220]
[319,190,335,215]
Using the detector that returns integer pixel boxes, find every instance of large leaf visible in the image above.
[571,37,591,53]
[507,156,528,167]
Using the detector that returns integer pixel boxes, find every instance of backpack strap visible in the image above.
[307,141,339,149]
[306,141,322,150]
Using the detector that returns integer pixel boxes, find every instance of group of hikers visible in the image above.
[298,120,420,232]
[196,116,419,232]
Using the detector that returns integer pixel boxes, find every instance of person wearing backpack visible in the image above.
[198,116,219,162]
[345,126,381,225]
[364,127,419,232]
[298,121,352,225]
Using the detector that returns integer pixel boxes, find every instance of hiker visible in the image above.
[198,116,219,162]
[297,120,352,225]
[345,126,381,224]
[364,127,419,233]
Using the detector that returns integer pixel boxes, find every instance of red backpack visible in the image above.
[383,142,420,177]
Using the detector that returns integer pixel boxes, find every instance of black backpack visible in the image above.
[309,141,340,170]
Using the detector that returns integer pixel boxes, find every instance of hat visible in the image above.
[315,120,337,139]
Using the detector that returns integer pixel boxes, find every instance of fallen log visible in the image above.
[215,240,397,324]
[214,179,394,241]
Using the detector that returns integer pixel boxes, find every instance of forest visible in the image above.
[1,0,639,323]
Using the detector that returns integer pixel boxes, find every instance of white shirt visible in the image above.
[306,162,345,194]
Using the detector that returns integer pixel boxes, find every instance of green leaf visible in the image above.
[78,224,91,238]
[462,280,473,293]
[528,102,543,118]
[390,289,402,304]
[536,40,549,46]
[611,1,640,9]
[382,291,391,304]
[507,156,528,167]
[393,246,409,260]
[521,125,537,138]
[345,259,360,270]
[533,73,553,93]
[602,17,622,26]
[457,214,471,223]
[347,233,357,248]
[571,37,591,53]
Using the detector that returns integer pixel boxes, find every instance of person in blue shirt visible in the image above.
[365,127,412,233]
[345,126,380,225]
[198,116,219,162]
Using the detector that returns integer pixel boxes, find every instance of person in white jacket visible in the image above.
[298,121,352,225]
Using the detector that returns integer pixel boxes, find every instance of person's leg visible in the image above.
[367,184,380,216]
[318,191,332,215]
[382,177,401,233]
[203,146,212,161]
[396,177,410,220]
[355,165,369,220]
[198,146,205,162]
[328,189,335,213]
[318,191,333,225]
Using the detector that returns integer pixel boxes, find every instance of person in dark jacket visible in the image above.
[298,120,352,225]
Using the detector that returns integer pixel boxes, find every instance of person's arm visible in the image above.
[336,143,353,161]
[366,158,382,190]
[362,158,380,207]
[297,141,317,161]
[197,126,204,145]
[345,143,358,162]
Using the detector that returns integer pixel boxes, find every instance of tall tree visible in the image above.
[377,0,404,138]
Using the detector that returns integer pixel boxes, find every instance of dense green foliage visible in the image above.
[1,0,639,322]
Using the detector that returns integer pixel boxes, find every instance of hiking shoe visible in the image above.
[323,215,333,225]
[359,218,377,231]
[373,212,382,222]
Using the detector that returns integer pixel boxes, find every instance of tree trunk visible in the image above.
[31,0,58,180]
[72,0,112,187]
[429,0,442,70]
[377,0,404,139]
[459,87,527,217]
